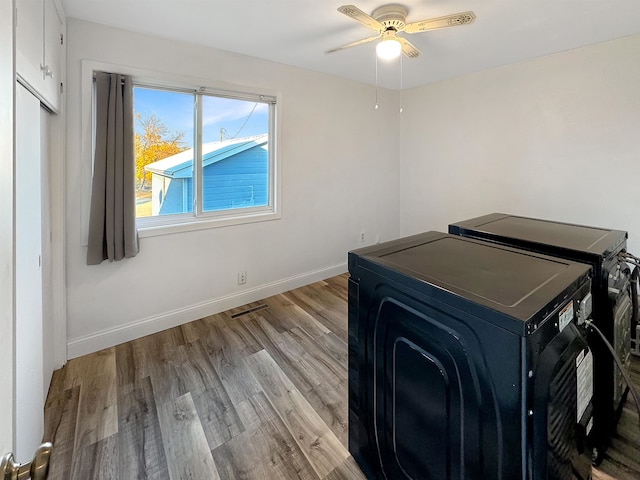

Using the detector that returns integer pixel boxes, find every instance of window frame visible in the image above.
[81,60,281,243]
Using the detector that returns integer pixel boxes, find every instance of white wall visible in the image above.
[399,34,640,253]
[65,19,400,357]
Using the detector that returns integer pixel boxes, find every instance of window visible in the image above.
[132,84,278,232]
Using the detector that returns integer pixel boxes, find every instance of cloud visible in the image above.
[202,99,268,127]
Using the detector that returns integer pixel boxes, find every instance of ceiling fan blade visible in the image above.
[404,11,475,34]
[397,37,420,58]
[337,5,384,32]
[326,34,381,54]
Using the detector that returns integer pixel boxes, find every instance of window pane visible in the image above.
[200,95,270,213]
[133,87,194,218]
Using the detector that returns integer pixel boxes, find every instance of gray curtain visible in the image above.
[86,72,139,265]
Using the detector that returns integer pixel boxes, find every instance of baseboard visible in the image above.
[67,263,347,359]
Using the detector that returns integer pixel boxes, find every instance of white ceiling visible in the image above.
[60,0,640,90]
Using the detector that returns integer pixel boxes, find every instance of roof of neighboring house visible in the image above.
[144,134,268,179]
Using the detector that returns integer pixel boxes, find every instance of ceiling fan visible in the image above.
[327,4,476,59]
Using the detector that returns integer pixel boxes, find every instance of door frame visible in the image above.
[0,0,16,454]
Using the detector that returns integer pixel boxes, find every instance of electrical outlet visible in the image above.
[360,231,365,243]
[238,270,247,285]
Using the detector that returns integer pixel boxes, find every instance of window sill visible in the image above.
[137,209,281,238]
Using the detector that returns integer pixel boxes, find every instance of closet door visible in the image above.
[41,0,64,112]
[15,0,43,97]
[15,83,45,460]
[16,0,64,113]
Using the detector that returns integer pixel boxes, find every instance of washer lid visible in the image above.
[380,236,568,308]
[350,232,591,333]
[449,213,627,257]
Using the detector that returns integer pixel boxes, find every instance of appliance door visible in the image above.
[368,286,521,480]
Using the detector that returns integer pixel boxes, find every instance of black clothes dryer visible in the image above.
[449,213,632,463]
[348,232,594,480]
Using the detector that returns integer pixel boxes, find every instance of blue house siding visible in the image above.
[161,178,189,214]
[150,175,190,215]
[202,148,268,212]
[153,140,268,215]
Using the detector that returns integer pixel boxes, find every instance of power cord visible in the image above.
[617,252,640,353]
[620,251,640,265]
[585,319,640,433]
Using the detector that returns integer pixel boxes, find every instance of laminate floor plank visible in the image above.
[286,327,347,388]
[148,326,187,349]
[181,315,224,348]
[245,317,349,444]
[184,315,263,406]
[245,350,349,478]
[202,312,263,362]
[72,347,118,450]
[592,471,622,480]
[613,400,640,445]
[117,377,169,480]
[322,275,349,302]
[604,437,640,472]
[284,284,348,339]
[43,386,80,480]
[592,355,640,479]
[296,382,348,448]
[70,433,119,480]
[190,380,245,451]
[313,331,348,369]
[278,327,348,444]
[260,294,330,339]
[241,311,348,445]
[211,392,320,480]
[322,455,367,480]
[125,327,189,394]
[150,337,248,452]
[146,338,222,408]
[210,354,263,408]
[116,337,151,387]
[594,460,640,480]
[45,363,71,402]
[178,340,230,397]
[221,315,263,358]
[156,392,220,480]
[58,347,113,389]
[239,315,348,444]
[250,295,300,334]
[144,340,185,405]
[241,314,315,395]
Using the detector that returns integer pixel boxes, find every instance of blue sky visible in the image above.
[133,87,269,148]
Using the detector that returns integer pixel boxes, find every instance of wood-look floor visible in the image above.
[43,274,640,479]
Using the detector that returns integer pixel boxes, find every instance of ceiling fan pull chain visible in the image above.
[399,54,403,113]
[375,55,379,110]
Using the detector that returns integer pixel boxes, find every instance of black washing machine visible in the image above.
[449,212,632,463]
[348,232,594,479]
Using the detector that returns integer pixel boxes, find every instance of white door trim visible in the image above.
[0,0,16,455]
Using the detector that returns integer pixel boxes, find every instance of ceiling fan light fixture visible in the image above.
[376,38,401,60]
